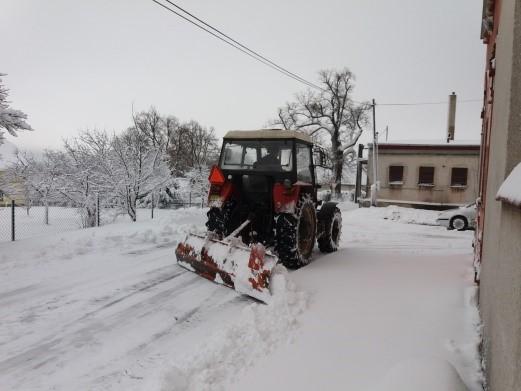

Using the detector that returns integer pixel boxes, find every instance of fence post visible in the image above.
[44,201,49,225]
[96,193,100,227]
[11,200,15,241]
[189,191,192,207]
[151,192,154,219]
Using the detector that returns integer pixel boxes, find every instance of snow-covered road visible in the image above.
[0,209,252,390]
[0,205,482,390]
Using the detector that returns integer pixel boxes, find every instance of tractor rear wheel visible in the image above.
[206,200,236,239]
[317,206,342,253]
[276,196,317,269]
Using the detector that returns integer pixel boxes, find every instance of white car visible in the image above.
[436,203,477,231]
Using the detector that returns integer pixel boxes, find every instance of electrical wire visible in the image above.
[150,1,482,108]
[162,0,324,91]
[150,0,323,91]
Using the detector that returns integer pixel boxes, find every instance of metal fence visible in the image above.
[0,191,207,243]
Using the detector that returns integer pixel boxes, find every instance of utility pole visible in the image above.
[371,99,378,206]
[354,144,364,203]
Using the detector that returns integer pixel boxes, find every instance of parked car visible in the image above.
[436,203,477,231]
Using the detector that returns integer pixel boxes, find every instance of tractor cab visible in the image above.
[175,129,342,303]
[212,130,317,245]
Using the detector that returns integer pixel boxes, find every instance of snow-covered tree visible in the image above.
[4,150,63,222]
[61,131,114,227]
[273,68,370,196]
[111,125,171,221]
[0,74,32,145]
[3,106,218,222]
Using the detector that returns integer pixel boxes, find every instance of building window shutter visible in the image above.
[451,167,468,186]
[418,167,435,185]
[389,165,404,184]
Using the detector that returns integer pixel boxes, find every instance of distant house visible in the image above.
[364,140,480,209]
[0,140,25,206]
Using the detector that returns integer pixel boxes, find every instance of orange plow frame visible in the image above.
[175,233,278,303]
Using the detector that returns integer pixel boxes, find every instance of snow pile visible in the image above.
[158,267,307,391]
[0,208,205,264]
[371,357,468,391]
[496,162,521,207]
[337,204,441,227]
[381,205,439,225]
[371,287,483,391]
[445,285,484,390]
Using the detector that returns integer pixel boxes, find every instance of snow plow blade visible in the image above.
[175,234,278,303]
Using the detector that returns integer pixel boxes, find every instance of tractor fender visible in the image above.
[318,201,338,214]
[273,182,301,214]
[208,181,234,208]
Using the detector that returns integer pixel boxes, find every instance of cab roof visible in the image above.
[223,129,312,144]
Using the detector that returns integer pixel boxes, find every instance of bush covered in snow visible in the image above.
[2,108,219,222]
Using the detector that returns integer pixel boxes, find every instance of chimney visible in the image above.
[447,92,457,142]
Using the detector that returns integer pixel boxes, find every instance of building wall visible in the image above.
[0,171,26,206]
[478,0,521,389]
[367,148,479,206]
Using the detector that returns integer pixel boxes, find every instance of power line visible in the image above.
[162,0,324,91]
[151,1,482,108]
[150,0,323,91]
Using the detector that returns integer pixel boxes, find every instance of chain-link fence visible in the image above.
[0,190,207,243]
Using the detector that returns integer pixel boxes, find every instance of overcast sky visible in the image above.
[1,0,485,151]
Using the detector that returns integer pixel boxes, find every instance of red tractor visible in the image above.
[175,129,342,302]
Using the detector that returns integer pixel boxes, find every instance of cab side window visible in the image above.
[296,144,312,182]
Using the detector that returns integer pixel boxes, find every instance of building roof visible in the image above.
[368,139,480,151]
[223,129,312,143]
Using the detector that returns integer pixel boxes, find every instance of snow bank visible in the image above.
[496,162,521,207]
[0,207,206,267]
[444,285,484,390]
[157,268,307,391]
[336,204,441,226]
[371,357,468,391]
[379,205,439,225]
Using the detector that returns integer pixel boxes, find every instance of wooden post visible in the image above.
[11,200,15,241]
[151,192,154,219]
[355,144,364,203]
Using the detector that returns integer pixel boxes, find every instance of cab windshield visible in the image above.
[220,140,293,172]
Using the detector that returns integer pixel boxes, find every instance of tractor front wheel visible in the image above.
[276,196,317,269]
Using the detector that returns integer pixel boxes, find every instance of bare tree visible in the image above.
[167,120,219,174]
[273,68,370,196]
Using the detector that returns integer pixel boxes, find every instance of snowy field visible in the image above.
[0,206,191,243]
[0,205,482,390]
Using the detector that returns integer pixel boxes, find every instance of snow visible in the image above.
[230,204,483,391]
[496,162,521,207]
[370,357,467,391]
[0,204,482,390]
[155,268,306,391]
